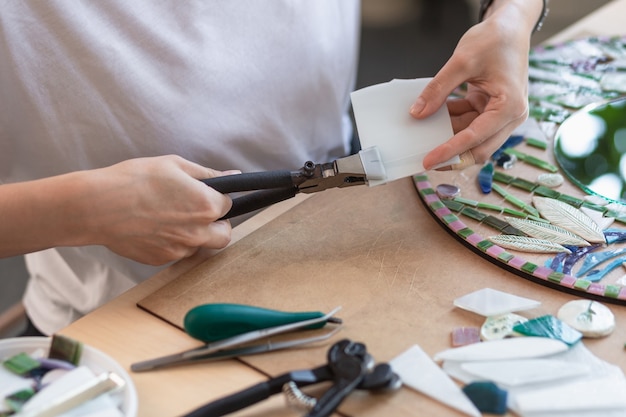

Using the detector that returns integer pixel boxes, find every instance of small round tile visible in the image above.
[557,300,615,338]
[480,313,528,341]
[537,173,564,188]
[436,183,460,199]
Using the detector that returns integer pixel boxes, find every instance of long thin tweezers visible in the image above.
[131,306,342,372]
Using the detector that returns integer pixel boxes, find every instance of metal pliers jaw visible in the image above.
[182,339,400,417]
[202,147,387,219]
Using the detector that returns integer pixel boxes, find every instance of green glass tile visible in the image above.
[454,196,479,207]
[533,185,560,198]
[547,271,564,283]
[477,202,504,211]
[442,199,464,212]
[503,195,539,217]
[414,174,428,182]
[483,216,510,231]
[525,137,548,149]
[573,280,591,290]
[420,187,436,196]
[605,285,621,298]
[493,171,514,184]
[521,263,538,274]
[497,252,515,262]
[477,240,494,252]
[524,155,559,172]
[430,201,445,210]
[457,228,474,239]
[502,207,529,217]
[3,353,40,375]
[461,207,488,222]
[442,213,458,224]
[500,225,526,236]
[510,178,537,192]
[557,194,584,208]
[581,201,608,213]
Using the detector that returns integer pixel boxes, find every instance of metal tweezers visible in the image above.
[131,306,342,372]
[201,147,386,219]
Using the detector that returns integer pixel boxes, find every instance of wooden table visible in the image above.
[60,2,626,416]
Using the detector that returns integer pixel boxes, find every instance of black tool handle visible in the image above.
[201,170,294,193]
[221,187,298,219]
[182,382,272,417]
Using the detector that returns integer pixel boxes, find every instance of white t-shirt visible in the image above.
[0,1,360,334]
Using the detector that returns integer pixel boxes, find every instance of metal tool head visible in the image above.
[295,147,386,194]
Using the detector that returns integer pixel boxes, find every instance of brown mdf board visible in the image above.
[137,177,626,417]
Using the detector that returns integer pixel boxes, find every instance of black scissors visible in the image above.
[181,339,401,417]
[201,147,386,219]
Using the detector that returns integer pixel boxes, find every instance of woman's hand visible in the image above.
[84,155,236,265]
[410,0,542,170]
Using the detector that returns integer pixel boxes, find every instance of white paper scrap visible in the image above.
[390,345,481,417]
[351,78,457,186]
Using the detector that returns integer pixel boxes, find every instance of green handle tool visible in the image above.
[184,303,342,343]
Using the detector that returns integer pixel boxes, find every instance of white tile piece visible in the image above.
[351,78,457,185]
[453,288,541,317]
[513,375,626,413]
[461,359,589,387]
[434,337,569,362]
[390,345,480,417]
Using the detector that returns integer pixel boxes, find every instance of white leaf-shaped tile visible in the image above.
[505,216,589,246]
[532,196,606,243]
[488,235,571,253]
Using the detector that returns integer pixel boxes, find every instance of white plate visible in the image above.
[0,336,137,417]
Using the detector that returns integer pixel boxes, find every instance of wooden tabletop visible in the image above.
[60,2,626,416]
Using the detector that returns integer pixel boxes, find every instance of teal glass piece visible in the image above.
[554,97,626,204]
[512,315,582,346]
[462,381,507,415]
[584,256,626,282]
[478,162,494,194]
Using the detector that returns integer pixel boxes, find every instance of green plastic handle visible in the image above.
[183,303,327,343]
